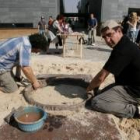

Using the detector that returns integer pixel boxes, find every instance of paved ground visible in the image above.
[82,36,111,61]
[47,35,111,62]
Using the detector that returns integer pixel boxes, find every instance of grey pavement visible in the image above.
[82,36,111,61]
[48,35,111,62]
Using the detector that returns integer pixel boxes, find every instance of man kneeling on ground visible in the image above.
[87,20,140,118]
[0,34,48,93]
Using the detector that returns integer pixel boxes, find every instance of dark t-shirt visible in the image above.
[38,20,46,30]
[88,18,97,28]
[103,35,140,97]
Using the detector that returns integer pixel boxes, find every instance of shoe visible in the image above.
[91,43,95,46]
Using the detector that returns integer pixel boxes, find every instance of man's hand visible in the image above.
[87,26,91,31]
[32,80,47,90]
[32,81,41,90]
[86,85,92,93]
[86,91,94,98]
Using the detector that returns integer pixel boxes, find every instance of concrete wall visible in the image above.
[101,0,140,22]
[2,0,140,27]
[79,0,140,23]
[80,0,87,13]
[0,0,60,27]
[88,0,102,22]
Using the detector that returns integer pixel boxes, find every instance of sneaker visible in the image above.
[91,43,95,46]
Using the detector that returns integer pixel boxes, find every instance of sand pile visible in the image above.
[31,84,86,105]
[0,57,114,125]
[0,56,140,139]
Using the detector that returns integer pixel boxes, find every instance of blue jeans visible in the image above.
[136,29,140,40]
[39,30,45,35]
[128,30,137,42]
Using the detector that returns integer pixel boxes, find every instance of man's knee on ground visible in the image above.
[91,95,110,113]
[1,85,18,93]
[91,97,103,111]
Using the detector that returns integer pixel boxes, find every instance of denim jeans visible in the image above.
[128,30,137,42]
[39,30,45,35]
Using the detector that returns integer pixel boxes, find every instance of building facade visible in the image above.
[78,0,140,23]
[1,0,140,28]
[101,0,140,22]
[0,0,60,27]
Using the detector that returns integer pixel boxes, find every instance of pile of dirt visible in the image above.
[31,84,86,105]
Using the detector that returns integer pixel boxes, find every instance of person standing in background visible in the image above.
[127,12,138,42]
[46,14,64,53]
[48,16,54,28]
[38,16,47,35]
[121,15,129,35]
[87,13,98,46]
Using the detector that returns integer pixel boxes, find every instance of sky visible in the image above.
[63,0,80,13]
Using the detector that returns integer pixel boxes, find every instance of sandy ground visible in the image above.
[0,28,37,40]
[0,29,140,140]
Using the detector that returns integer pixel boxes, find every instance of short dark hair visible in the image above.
[56,14,64,21]
[29,34,48,50]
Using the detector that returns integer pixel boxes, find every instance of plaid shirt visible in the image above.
[0,36,31,73]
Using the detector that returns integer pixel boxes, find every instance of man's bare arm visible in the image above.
[21,66,40,90]
[87,69,110,92]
